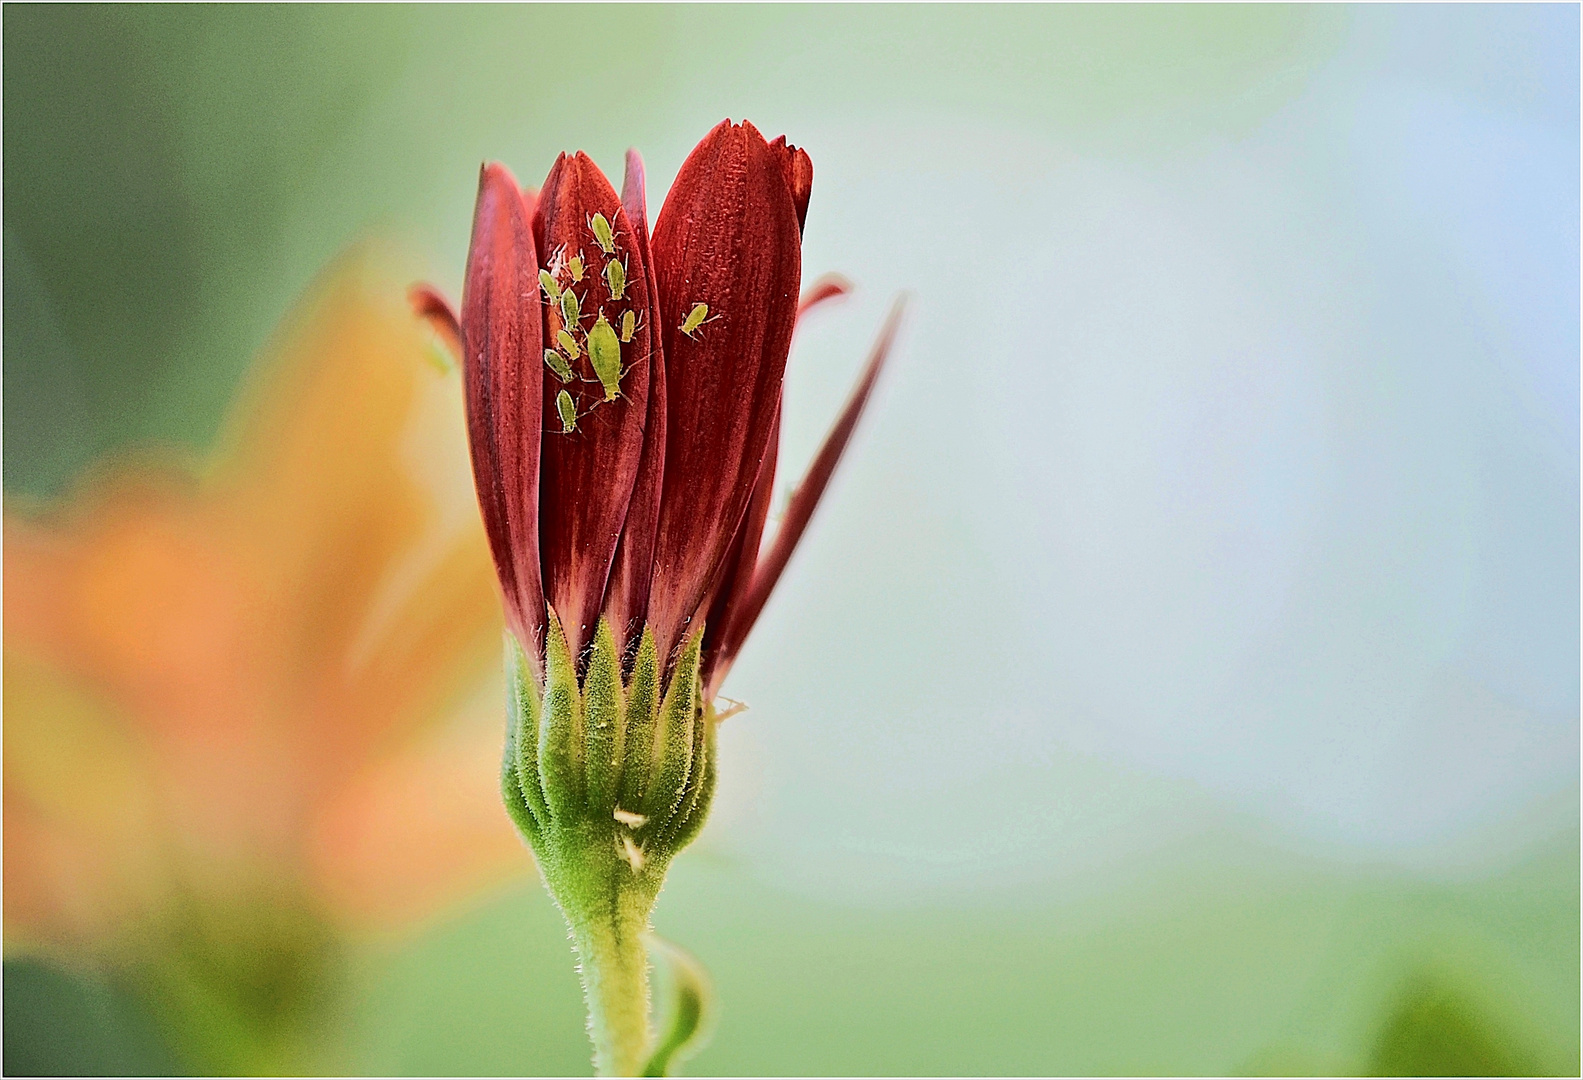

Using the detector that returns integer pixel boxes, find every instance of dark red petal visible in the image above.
[646,120,803,669]
[798,272,853,318]
[701,275,852,689]
[461,163,545,668]
[707,295,907,693]
[768,135,814,234]
[700,401,779,694]
[605,149,668,655]
[408,283,463,361]
[619,148,651,247]
[532,152,656,662]
[700,273,849,689]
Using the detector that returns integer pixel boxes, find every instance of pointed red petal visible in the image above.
[798,273,853,318]
[701,271,848,691]
[605,149,668,654]
[709,295,906,689]
[408,283,463,361]
[768,135,814,233]
[700,401,779,693]
[532,152,656,662]
[645,120,803,668]
[461,163,545,667]
[619,148,651,244]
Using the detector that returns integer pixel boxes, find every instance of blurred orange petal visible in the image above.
[309,676,527,932]
[3,652,165,950]
[4,243,528,953]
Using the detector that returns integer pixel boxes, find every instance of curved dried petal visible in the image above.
[462,163,545,664]
[646,120,803,669]
[407,283,462,362]
[798,272,853,317]
[532,153,656,663]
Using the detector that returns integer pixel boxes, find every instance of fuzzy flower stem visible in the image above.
[568,879,657,1076]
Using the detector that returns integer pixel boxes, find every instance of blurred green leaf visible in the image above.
[1367,975,1540,1077]
[3,959,183,1077]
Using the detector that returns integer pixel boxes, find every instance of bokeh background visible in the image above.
[5,4,1577,1075]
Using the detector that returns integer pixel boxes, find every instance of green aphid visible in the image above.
[588,212,619,255]
[586,311,624,403]
[603,256,628,301]
[553,389,582,434]
[619,309,642,344]
[556,328,582,360]
[560,287,581,326]
[568,253,586,283]
[678,301,718,339]
[543,348,575,383]
[539,268,562,303]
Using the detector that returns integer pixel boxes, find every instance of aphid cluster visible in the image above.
[541,211,646,434]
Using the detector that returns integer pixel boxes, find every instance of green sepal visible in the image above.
[506,633,550,830]
[640,631,701,826]
[660,716,716,853]
[501,729,541,847]
[506,613,712,858]
[619,629,661,816]
[583,618,626,820]
[538,611,585,823]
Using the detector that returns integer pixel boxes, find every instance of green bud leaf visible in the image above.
[643,935,715,1077]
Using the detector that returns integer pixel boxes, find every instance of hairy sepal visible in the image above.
[503,614,716,923]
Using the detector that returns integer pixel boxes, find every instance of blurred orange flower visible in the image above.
[4,246,529,969]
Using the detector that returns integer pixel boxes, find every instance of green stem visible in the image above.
[569,881,656,1077]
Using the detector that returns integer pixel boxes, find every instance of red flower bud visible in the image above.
[422,120,904,700]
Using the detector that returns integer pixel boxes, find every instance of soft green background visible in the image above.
[6,5,1577,1075]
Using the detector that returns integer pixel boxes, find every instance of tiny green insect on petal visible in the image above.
[587,312,623,403]
[539,269,562,303]
[589,212,618,255]
[619,309,638,343]
[556,328,582,360]
[544,348,575,383]
[568,254,586,283]
[560,287,581,326]
[604,257,627,301]
[555,388,579,433]
[679,302,715,339]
